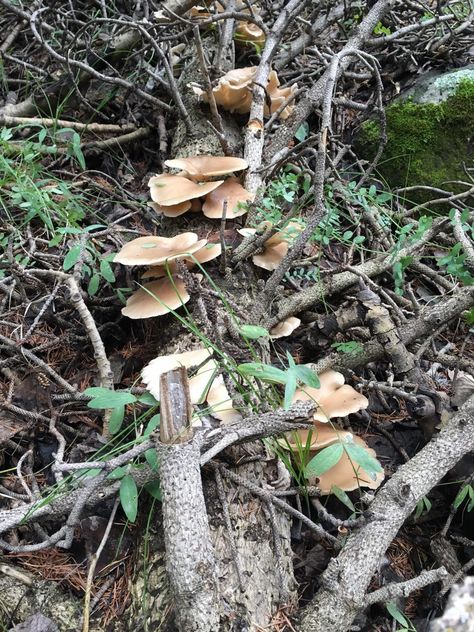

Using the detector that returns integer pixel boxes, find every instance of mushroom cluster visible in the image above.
[148,155,252,220]
[114,232,221,319]
[238,220,304,271]
[280,370,384,494]
[192,67,297,120]
[142,347,241,424]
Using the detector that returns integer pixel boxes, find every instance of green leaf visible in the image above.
[295,122,309,142]
[87,273,100,296]
[284,370,298,410]
[386,602,410,628]
[292,365,320,388]
[237,362,287,384]
[344,441,383,479]
[107,465,128,480]
[100,259,116,282]
[145,481,162,501]
[84,387,136,409]
[120,475,138,522]
[63,245,82,271]
[239,324,269,340]
[453,484,470,509]
[145,449,159,471]
[109,405,125,434]
[331,485,356,511]
[305,444,344,478]
[137,392,159,407]
[143,414,160,438]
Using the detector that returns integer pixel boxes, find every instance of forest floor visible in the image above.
[0,1,473,632]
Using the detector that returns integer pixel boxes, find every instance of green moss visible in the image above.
[357,79,474,203]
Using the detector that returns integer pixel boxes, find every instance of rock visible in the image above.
[357,65,474,202]
[430,577,474,632]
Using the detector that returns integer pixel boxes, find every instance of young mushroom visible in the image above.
[292,369,369,423]
[148,174,223,206]
[121,275,196,319]
[270,317,301,339]
[238,221,303,271]
[164,155,248,181]
[114,233,207,266]
[202,178,252,219]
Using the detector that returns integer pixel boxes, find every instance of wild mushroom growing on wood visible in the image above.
[235,22,266,47]
[238,221,303,271]
[141,243,222,278]
[192,66,297,119]
[147,200,191,218]
[164,155,248,181]
[121,276,196,319]
[114,233,207,266]
[148,174,223,206]
[202,178,252,219]
[270,316,301,339]
[293,369,369,423]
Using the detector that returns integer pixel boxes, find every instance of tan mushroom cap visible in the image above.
[235,22,266,46]
[121,276,192,319]
[270,316,301,339]
[293,370,369,423]
[149,174,224,206]
[141,243,222,279]
[253,241,288,271]
[148,200,191,218]
[165,156,248,180]
[281,422,352,453]
[193,67,255,114]
[141,348,216,402]
[114,234,206,266]
[202,178,252,219]
[206,376,242,424]
[314,436,384,494]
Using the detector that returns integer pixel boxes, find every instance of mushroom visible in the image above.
[238,221,303,271]
[192,66,297,119]
[235,22,266,47]
[121,275,195,319]
[313,436,384,494]
[281,421,351,453]
[206,376,242,424]
[270,316,301,339]
[164,155,248,181]
[141,243,222,279]
[114,234,207,266]
[149,174,224,206]
[142,348,217,402]
[202,178,252,219]
[292,370,369,423]
[148,201,191,218]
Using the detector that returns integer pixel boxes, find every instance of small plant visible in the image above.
[453,482,474,512]
[414,495,432,520]
[331,341,364,355]
[386,602,417,632]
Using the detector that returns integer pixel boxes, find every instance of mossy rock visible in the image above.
[357,67,474,203]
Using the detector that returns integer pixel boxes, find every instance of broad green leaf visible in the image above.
[145,449,159,471]
[292,365,320,388]
[137,393,159,407]
[295,122,309,142]
[100,259,116,282]
[344,442,383,479]
[237,362,287,384]
[63,245,82,271]
[120,475,138,522]
[305,444,344,478]
[145,481,162,501]
[109,405,125,434]
[84,387,136,409]
[284,370,298,410]
[239,324,269,340]
[143,414,160,438]
[331,485,355,511]
[87,273,100,296]
[453,484,470,509]
[386,602,410,627]
[107,465,128,480]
